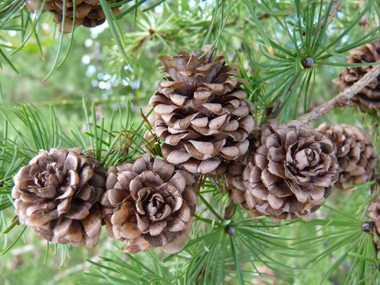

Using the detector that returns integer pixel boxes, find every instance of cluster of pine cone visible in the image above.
[12,148,197,253]
[333,39,380,252]
[12,44,379,253]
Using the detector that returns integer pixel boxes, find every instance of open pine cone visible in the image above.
[12,148,106,248]
[317,123,377,190]
[100,153,198,254]
[26,0,121,33]
[229,121,338,222]
[369,201,380,250]
[149,45,255,174]
[225,128,262,192]
[333,39,380,111]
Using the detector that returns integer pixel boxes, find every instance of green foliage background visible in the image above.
[1,0,380,284]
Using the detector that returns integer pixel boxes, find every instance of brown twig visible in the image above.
[359,0,379,32]
[314,0,341,40]
[360,203,370,222]
[268,74,300,119]
[298,65,380,124]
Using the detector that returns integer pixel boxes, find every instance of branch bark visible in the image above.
[314,1,341,40]
[298,65,380,124]
[359,0,379,32]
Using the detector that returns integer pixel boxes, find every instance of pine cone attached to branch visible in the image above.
[150,45,255,174]
[100,153,198,253]
[12,148,106,248]
[317,123,377,190]
[26,0,122,33]
[229,121,338,222]
[333,39,380,111]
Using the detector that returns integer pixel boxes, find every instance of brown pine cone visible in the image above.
[369,201,380,249]
[317,123,377,190]
[225,128,262,192]
[26,0,121,33]
[100,153,198,254]
[333,39,380,111]
[12,148,106,248]
[149,45,255,175]
[228,120,338,222]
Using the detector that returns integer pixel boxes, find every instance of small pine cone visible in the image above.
[26,0,122,33]
[150,45,255,175]
[317,123,377,190]
[333,39,380,111]
[100,153,198,254]
[12,148,106,248]
[369,202,380,249]
[229,120,338,222]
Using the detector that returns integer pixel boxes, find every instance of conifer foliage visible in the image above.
[1,0,380,284]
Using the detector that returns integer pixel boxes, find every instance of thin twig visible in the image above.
[314,0,341,40]
[359,0,379,32]
[269,74,300,119]
[360,203,370,222]
[298,65,380,124]
[370,179,378,204]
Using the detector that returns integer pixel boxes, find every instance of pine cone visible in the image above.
[12,148,106,248]
[229,121,338,222]
[317,123,377,190]
[149,45,255,174]
[333,39,380,111]
[100,153,198,253]
[369,201,380,249]
[26,0,121,33]
[225,128,262,191]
